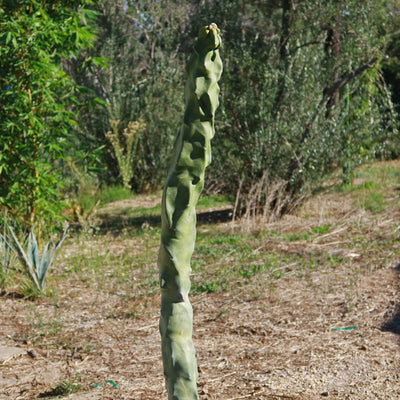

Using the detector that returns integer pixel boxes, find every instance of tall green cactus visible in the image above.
[158,24,222,400]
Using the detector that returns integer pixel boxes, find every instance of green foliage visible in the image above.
[192,279,220,294]
[311,224,331,235]
[382,1,400,116]
[69,0,191,191]
[0,0,97,224]
[185,0,398,215]
[2,0,398,221]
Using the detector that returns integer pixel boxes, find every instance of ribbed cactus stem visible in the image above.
[158,24,223,400]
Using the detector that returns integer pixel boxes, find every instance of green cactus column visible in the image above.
[158,24,223,400]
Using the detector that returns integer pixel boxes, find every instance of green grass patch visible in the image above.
[28,161,400,310]
[336,180,379,193]
[197,194,232,209]
[311,224,331,235]
[133,204,162,217]
[282,231,310,242]
[354,162,400,183]
[363,191,386,214]
[100,185,135,204]
[354,188,387,214]
[208,235,241,245]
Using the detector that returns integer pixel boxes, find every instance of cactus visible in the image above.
[158,24,222,400]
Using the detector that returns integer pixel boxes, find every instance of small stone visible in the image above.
[321,392,329,397]
[27,349,37,358]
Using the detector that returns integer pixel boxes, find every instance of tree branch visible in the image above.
[304,56,379,142]
[289,40,326,55]
[323,57,378,97]
[287,56,380,188]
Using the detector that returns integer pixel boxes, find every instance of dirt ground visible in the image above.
[1,177,400,399]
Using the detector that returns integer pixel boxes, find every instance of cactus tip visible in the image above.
[197,23,222,52]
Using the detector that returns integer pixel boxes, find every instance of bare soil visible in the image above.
[1,168,400,400]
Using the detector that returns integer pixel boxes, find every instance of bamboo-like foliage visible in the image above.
[158,24,223,400]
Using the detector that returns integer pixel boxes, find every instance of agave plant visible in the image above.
[7,225,68,293]
[0,223,16,272]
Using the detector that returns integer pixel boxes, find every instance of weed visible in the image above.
[354,161,400,183]
[335,180,380,195]
[215,308,229,319]
[0,223,16,285]
[192,279,221,294]
[325,252,346,267]
[47,375,81,397]
[27,304,64,337]
[283,231,310,242]
[239,263,265,278]
[351,186,387,214]
[311,224,331,235]
[66,173,101,234]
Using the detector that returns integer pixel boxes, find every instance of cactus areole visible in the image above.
[158,24,222,400]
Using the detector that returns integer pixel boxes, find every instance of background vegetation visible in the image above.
[1,4,400,398]
[1,0,400,226]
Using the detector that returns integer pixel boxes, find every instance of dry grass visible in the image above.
[1,161,400,399]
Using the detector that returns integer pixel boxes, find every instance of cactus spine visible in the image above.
[158,24,222,400]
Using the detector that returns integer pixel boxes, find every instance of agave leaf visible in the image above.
[0,227,9,268]
[8,227,41,291]
[27,230,40,272]
[0,227,18,271]
[0,232,6,269]
[7,228,31,272]
[37,241,53,289]
[37,227,68,290]
[54,226,68,250]
[0,231,14,270]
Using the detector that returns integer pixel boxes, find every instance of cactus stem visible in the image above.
[158,24,223,400]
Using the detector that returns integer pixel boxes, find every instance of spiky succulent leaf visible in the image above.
[37,241,52,287]
[8,227,40,290]
[27,231,40,272]
[36,227,68,289]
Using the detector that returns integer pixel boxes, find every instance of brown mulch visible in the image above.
[1,173,400,400]
[1,262,399,400]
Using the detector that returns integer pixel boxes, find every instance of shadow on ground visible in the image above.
[381,263,400,335]
[98,207,233,233]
